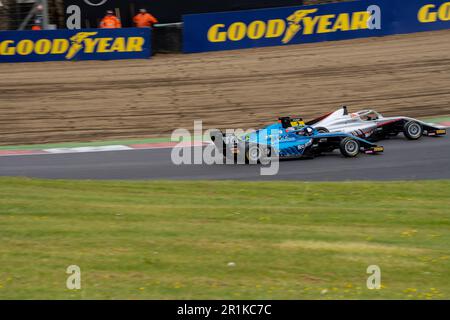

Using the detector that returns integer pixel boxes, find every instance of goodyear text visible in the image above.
[0,28,151,63]
[183,0,450,53]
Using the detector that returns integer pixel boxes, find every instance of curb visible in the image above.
[0,141,208,157]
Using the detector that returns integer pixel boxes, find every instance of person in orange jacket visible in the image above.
[99,10,122,29]
[133,8,158,28]
[32,18,42,30]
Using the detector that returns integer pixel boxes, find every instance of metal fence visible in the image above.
[0,0,65,30]
[0,0,11,30]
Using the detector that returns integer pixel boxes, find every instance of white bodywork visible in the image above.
[312,107,445,139]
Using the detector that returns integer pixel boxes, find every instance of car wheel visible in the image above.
[316,127,329,133]
[403,121,423,140]
[339,137,360,158]
[245,145,270,164]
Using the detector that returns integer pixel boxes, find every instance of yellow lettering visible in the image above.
[0,40,15,55]
[418,4,437,22]
[317,14,336,33]
[127,37,144,52]
[332,13,350,31]
[247,20,266,39]
[351,11,370,30]
[438,2,450,21]
[51,39,69,54]
[302,15,321,35]
[97,38,112,53]
[228,22,246,41]
[207,24,227,42]
[265,19,286,38]
[110,37,126,52]
[16,40,33,55]
[83,38,100,53]
[34,39,51,55]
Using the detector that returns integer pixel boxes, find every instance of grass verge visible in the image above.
[0,178,449,299]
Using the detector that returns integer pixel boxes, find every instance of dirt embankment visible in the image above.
[0,30,449,146]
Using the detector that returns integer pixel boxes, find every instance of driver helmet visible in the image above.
[286,127,296,133]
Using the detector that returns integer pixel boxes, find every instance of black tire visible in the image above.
[403,121,423,140]
[339,137,360,158]
[316,127,329,133]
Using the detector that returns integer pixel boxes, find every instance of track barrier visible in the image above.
[183,0,450,53]
[0,27,151,63]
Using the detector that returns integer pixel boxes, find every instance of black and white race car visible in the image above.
[307,107,447,141]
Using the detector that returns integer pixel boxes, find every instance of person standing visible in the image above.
[31,18,42,30]
[133,8,158,28]
[99,10,122,29]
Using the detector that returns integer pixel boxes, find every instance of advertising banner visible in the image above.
[0,27,151,63]
[183,0,450,53]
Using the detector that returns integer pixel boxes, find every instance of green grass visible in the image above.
[0,178,449,300]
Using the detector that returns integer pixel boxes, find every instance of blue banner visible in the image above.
[0,28,151,63]
[183,0,450,53]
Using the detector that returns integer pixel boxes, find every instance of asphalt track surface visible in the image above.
[0,135,449,181]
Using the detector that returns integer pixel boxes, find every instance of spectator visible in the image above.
[133,8,158,28]
[31,19,42,30]
[99,10,121,29]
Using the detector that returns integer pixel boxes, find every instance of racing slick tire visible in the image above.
[316,127,329,133]
[245,144,272,164]
[403,121,423,140]
[339,137,360,158]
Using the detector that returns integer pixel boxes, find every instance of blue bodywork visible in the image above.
[240,124,379,158]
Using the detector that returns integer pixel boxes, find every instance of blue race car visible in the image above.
[210,117,384,163]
